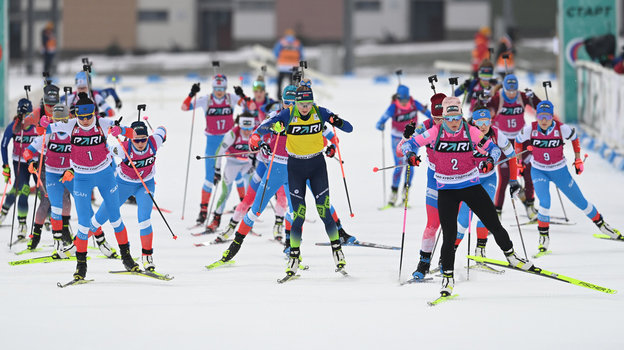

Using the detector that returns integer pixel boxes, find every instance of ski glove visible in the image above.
[234,86,247,100]
[60,168,74,183]
[189,83,200,97]
[403,121,416,139]
[249,133,261,151]
[328,114,344,128]
[27,160,38,174]
[480,156,494,173]
[2,164,10,183]
[115,99,123,109]
[517,159,525,176]
[110,126,122,137]
[259,142,272,157]
[375,120,385,131]
[574,158,584,175]
[325,144,336,158]
[214,168,222,184]
[509,180,522,198]
[39,115,51,128]
[406,152,421,166]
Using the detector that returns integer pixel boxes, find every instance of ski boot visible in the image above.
[338,227,357,245]
[28,224,43,250]
[214,218,235,243]
[62,216,73,240]
[283,232,291,256]
[538,226,550,252]
[504,249,535,271]
[273,216,284,241]
[331,240,346,269]
[44,217,51,232]
[440,270,454,297]
[523,199,537,220]
[475,238,487,258]
[286,248,301,276]
[388,186,398,207]
[221,233,246,262]
[0,207,8,225]
[205,213,222,233]
[594,215,623,239]
[142,251,155,272]
[196,204,208,226]
[73,252,88,280]
[412,250,431,280]
[17,217,28,242]
[95,233,118,258]
[119,243,140,272]
[52,230,75,258]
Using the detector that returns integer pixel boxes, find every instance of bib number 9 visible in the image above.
[543,152,550,161]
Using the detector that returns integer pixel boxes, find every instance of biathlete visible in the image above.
[515,100,623,252]
[487,74,541,218]
[40,92,140,281]
[0,98,38,239]
[205,113,255,235]
[454,108,520,261]
[454,59,498,112]
[91,121,167,271]
[182,75,242,226]
[376,84,431,208]
[255,84,353,276]
[400,96,533,297]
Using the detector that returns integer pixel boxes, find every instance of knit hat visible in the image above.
[478,59,494,78]
[295,88,314,103]
[282,85,297,103]
[17,98,33,115]
[131,121,149,137]
[396,85,410,100]
[75,71,89,88]
[430,93,447,117]
[75,92,95,117]
[442,96,462,116]
[52,104,69,121]
[238,113,255,131]
[503,74,518,91]
[43,84,60,105]
[212,74,227,89]
[536,100,554,117]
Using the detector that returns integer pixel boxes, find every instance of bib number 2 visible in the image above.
[451,158,458,170]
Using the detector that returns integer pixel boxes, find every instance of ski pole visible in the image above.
[332,124,354,217]
[494,146,533,167]
[430,227,442,272]
[9,87,30,249]
[28,131,46,246]
[0,177,10,209]
[554,153,588,222]
[256,124,282,216]
[180,93,197,220]
[466,210,472,281]
[510,197,528,259]
[195,150,259,160]
[373,163,407,173]
[381,130,386,206]
[113,135,177,239]
[142,116,154,131]
[398,166,410,282]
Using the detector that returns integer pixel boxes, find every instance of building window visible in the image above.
[355,1,380,11]
[138,10,168,22]
[237,1,274,11]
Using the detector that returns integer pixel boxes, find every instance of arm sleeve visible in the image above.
[108,142,127,160]
[182,94,207,112]
[560,123,577,141]
[229,93,242,107]
[99,88,120,102]
[319,107,353,133]
[377,104,395,126]
[515,124,532,144]
[95,95,114,116]
[1,123,14,165]
[152,127,167,149]
[481,139,501,162]
[47,119,76,135]
[256,109,291,136]
[215,131,236,169]
[322,127,336,142]
[400,125,438,155]
[26,136,44,159]
[497,135,516,158]
[414,100,432,118]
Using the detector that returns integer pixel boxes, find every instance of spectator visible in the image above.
[273,29,303,99]
[471,26,491,76]
[41,21,57,74]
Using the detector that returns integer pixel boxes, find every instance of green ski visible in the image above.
[467,255,617,294]
[206,260,236,270]
[532,250,552,259]
[428,294,459,306]
[593,233,624,242]
[14,247,43,256]
[9,255,88,266]
[109,270,174,281]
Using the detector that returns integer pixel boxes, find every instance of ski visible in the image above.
[206,260,236,270]
[336,267,349,277]
[190,229,215,237]
[466,263,505,274]
[314,241,400,250]
[277,274,300,284]
[7,236,28,246]
[109,270,174,281]
[515,218,576,227]
[400,277,434,285]
[593,233,624,242]
[57,278,95,288]
[532,250,553,259]
[9,255,87,266]
[14,247,43,256]
[194,239,232,247]
[467,255,617,294]
[378,204,395,211]
[427,294,459,306]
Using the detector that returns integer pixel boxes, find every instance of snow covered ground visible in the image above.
[1,72,623,349]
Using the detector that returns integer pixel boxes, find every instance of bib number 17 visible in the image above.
[216,120,226,130]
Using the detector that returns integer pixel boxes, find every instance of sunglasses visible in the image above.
[213,87,226,92]
[444,115,462,122]
[536,113,553,121]
[76,113,94,120]
[132,138,148,144]
[283,100,295,106]
[473,119,491,127]
[253,81,266,91]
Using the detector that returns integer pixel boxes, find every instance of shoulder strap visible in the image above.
[463,120,474,152]
[434,124,444,149]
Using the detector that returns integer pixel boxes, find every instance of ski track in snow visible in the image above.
[2,74,623,349]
